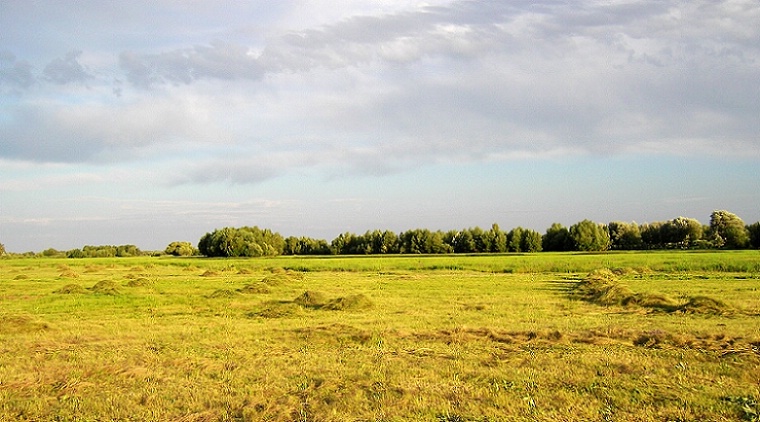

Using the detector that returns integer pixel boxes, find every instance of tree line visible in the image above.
[188,210,760,257]
[2,210,757,258]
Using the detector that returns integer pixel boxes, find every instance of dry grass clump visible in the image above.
[680,296,732,315]
[323,294,373,311]
[58,270,80,279]
[260,271,304,285]
[125,278,152,287]
[0,314,49,334]
[13,274,29,280]
[200,270,220,277]
[90,280,121,295]
[54,284,87,294]
[575,269,733,315]
[237,268,252,275]
[293,290,329,308]
[238,283,271,294]
[249,302,305,318]
[208,289,240,299]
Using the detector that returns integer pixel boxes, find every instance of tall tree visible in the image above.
[542,223,573,251]
[710,210,749,249]
[569,220,611,251]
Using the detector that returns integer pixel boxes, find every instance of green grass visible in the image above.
[0,252,759,421]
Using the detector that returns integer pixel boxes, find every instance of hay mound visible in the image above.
[238,283,271,294]
[90,280,120,295]
[323,294,373,311]
[208,289,240,299]
[13,274,30,280]
[59,270,80,279]
[679,296,731,315]
[249,302,305,318]
[261,270,305,285]
[125,278,152,287]
[623,293,680,311]
[200,270,220,277]
[237,268,252,275]
[293,290,328,308]
[54,284,86,294]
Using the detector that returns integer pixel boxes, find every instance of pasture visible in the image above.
[1,251,759,421]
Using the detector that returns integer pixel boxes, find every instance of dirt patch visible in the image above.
[54,284,87,294]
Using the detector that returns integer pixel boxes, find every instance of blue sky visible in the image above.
[1,1,759,252]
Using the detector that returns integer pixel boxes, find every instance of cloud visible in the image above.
[0,51,35,89]
[42,50,93,85]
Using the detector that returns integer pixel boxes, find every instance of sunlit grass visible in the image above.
[0,252,759,420]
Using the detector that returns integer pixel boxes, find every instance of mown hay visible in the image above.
[13,274,29,280]
[680,296,731,315]
[208,289,240,299]
[260,271,304,285]
[54,284,86,294]
[293,290,328,308]
[323,294,373,311]
[125,277,152,287]
[200,270,220,277]
[249,302,305,318]
[238,283,271,294]
[623,293,680,311]
[0,314,49,334]
[90,280,120,295]
[59,270,80,279]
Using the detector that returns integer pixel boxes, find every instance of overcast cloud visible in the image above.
[1,0,759,251]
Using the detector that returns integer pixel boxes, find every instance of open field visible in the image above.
[1,251,759,421]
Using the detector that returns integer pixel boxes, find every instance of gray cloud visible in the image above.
[43,50,93,85]
[0,51,35,89]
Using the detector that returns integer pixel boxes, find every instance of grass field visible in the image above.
[1,251,759,421]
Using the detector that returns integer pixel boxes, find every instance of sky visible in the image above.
[1,0,759,252]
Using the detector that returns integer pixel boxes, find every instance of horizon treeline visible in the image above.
[190,210,760,258]
[3,210,759,259]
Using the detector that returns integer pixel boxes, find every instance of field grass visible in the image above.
[1,251,759,421]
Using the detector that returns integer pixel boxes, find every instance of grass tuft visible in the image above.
[293,290,329,308]
[323,294,374,311]
[208,289,240,298]
[238,283,271,294]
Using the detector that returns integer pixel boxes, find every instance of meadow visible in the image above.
[1,251,759,421]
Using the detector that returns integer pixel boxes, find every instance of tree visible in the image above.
[0,243,5,256]
[520,229,543,252]
[748,222,760,249]
[569,220,610,251]
[542,223,573,251]
[608,221,643,250]
[710,210,749,249]
[661,217,703,248]
[507,227,524,252]
[165,241,196,256]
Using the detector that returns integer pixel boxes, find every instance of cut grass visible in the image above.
[0,253,758,421]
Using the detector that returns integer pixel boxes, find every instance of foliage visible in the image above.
[198,226,284,257]
[749,222,760,249]
[542,223,573,251]
[66,244,142,258]
[710,210,750,249]
[0,243,5,256]
[608,221,643,250]
[569,219,610,251]
[164,241,197,256]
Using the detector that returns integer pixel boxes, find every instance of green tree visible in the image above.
[710,210,749,249]
[747,222,760,249]
[569,220,610,251]
[542,223,573,251]
[520,229,543,252]
[165,241,196,256]
[608,221,643,250]
[507,227,524,252]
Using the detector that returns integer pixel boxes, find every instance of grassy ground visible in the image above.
[0,252,759,421]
